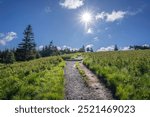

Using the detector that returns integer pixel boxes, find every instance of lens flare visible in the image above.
[81,12,92,24]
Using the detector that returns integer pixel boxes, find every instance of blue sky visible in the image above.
[0,0,150,51]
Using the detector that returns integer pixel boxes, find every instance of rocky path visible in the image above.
[64,61,113,100]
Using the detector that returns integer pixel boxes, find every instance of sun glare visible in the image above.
[80,11,93,26]
[79,9,94,33]
[81,12,92,23]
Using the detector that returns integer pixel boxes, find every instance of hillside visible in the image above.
[0,50,150,100]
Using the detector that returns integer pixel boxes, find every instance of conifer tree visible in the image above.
[5,51,15,64]
[114,44,118,51]
[16,25,36,61]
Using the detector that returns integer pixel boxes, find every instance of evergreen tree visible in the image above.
[79,45,85,52]
[114,44,118,51]
[86,47,90,52]
[0,50,15,64]
[40,41,60,57]
[5,51,16,64]
[0,50,2,62]
[16,25,36,61]
[86,47,94,52]
[90,47,94,52]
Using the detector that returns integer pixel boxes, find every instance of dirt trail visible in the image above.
[64,61,113,100]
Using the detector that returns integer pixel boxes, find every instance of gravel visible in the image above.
[64,61,114,100]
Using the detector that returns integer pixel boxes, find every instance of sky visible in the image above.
[0,0,150,51]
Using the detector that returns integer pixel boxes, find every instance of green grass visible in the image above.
[75,62,88,83]
[61,53,82,60]
[83,50,150,99]
[0,56,65,100]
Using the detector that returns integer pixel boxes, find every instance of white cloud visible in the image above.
[96,10,127,22]
[59,0,84,9]
[4,32,17,41]
[97,45,114,52]
[127,8,143,16]
[95,9,143,23]
[97,46,135,52]
[95,12,106,20]
[62,45,68,49]
[72,48,79,51]
[0,32,17,45]
[106,10,127,22]
[62,45,79,51]
[57,46,62,50]
[87,28,93,34]
[85,44,94,49]
[62,45,72,50]
[0,40,5,45]
[120,46,136,51]
[120,46,130,51]
[142,44,150,47]
[38,45,44,50]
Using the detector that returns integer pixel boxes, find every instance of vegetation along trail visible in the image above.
[64,61,113,100]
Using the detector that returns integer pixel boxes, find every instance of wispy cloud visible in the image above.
[106,11,127,22]
[97,45,115,52]
[93,37,99,42]
[59,0,84,9]
[62,45,78,51]
[120,46,131,51]
[127,8,143,16]
[97,45,136,51]
[0,40,5,45]
[87,28,93,34]
[38,45,44,50]
[85,44,94,49]
[96,10,127,22]
[45,6,51,13]
[95,8,143,23]
[57,46,61,50]
[95,12,106,20]
[0,32,17,45]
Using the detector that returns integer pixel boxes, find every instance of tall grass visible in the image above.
[0,56,65,100]
[83,50,150,99]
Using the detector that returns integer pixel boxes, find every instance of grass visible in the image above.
[75,62,88,85]
[0,56,65,100]
[83,50,150,99]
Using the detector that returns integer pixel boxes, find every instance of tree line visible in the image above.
[0,25,91,64]
[1,25,148,64]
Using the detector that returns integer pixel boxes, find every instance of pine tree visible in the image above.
[16,25,36,61]
[114,44,118,51]
[90,47,94,52]
[39,41,60,57]
[86,47,90,52]
[5,51,16,64]
[79,45,85,52]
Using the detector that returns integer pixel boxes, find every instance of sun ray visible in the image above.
[79,9,94,32]
[79,10,94,29]
[81,12,92,24]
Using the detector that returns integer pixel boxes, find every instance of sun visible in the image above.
[81,12,92,24]
[80,11,93,26]
[79,9,94,33]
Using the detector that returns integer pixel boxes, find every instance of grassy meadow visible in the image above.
[83,50,150,99]
[0,56,65,100]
